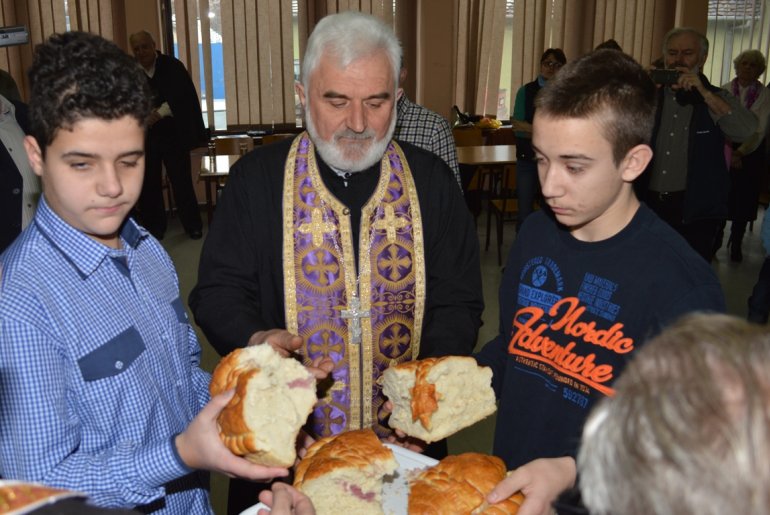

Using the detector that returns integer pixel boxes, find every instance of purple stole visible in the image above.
[282,132,425,438]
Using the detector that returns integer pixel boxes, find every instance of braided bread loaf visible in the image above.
[408,453,524,514]
[294,428,398,515]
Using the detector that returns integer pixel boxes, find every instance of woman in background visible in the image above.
[718,49,770,262]
[510,48,566,230]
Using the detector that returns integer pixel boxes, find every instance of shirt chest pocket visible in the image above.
[77,327,150,433]
[78,327,146,381]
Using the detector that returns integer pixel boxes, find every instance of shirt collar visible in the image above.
[397,94,411,117]
[537,75,547,87]
[34,196,150,277]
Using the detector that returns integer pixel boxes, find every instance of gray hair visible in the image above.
[734,49,767,76]
[662,27,709,58]
[301,11,402,91]
[578,313,770,515]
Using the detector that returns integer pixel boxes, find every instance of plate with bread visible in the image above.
[212,349,523,514]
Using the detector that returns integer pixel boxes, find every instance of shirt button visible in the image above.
[12,188,20,194]
[670,132,674,136]
[662,170,667,174]
[115,360,124,370]
[666,151,670,155]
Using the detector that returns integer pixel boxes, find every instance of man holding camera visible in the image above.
[637,27,757,262]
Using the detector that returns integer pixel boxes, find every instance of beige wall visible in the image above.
[123,0,162,51]
[415,0,457,120]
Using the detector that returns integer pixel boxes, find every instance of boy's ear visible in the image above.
[24,136,44,178]
[620,144,653,182]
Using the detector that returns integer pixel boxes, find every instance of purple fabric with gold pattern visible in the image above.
[282,132,425,438]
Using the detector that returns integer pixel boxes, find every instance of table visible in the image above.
[456,145,518,265]
[199,154,241,223]
[457,144,517,166]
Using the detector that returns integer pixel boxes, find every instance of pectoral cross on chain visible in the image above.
[340,295,370,345]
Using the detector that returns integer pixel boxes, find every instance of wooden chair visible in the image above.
[210,134,255,155]
[262,133,296,146]
[486,163,518,266]
[452,126,483,147]
[453,126,496,220]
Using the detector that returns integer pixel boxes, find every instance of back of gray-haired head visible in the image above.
[578,313,770,515]
[301,11,402,90]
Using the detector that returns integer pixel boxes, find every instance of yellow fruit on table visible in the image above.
[476,118,502,129]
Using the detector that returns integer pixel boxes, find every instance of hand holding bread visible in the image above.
[381,356,497,442]
[175,389,290,480]
[209,344,318,467]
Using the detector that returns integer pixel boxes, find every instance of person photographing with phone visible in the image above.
[636,27,757,263]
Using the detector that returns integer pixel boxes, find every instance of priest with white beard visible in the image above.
[190,10,482,458]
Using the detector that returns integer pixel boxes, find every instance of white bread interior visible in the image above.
[294,428,398,515]
[381,356,497,442]
[208,344,317,467]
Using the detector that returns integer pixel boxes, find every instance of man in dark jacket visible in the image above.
[130,30,206,240]
[0,93,34,253]
[638,27,757,262]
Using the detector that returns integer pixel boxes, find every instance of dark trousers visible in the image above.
[136,118,202,238]
[645,190,721,263]
[749,256,770,324]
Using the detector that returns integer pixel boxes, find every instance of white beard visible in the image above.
[304,101,397,172]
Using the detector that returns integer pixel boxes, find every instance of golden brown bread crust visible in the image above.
[408,453,525,515]
[294,429,395,488]
[209,346,316,467]
[0,483,72,512]
[409,358,441,429]
[209,349,267,461]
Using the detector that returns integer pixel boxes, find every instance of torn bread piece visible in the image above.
[294,428,398,515]
[209,344,317,467]
[381,356,496,442]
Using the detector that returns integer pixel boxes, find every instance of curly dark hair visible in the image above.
[27,31,152,154]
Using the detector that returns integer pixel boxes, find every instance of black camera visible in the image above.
[649,68,680,86]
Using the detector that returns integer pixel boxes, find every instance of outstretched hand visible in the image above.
[486,457,576,515]
[175,389,289,481]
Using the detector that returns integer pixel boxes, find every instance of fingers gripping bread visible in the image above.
[293,429,398,515]
[381,357,497,442]
[408,453,524,515]
[209,344,317,467]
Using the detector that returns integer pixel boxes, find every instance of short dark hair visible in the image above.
[535,49,656,165]
[595,39,622,52]
[27,31,152,154]
[541,48,567,65]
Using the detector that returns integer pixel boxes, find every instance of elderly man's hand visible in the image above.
[248,329,333,379]
[673,68,707,94]
[486,456,576,515]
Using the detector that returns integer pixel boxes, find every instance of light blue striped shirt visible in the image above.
[0,197,212,513]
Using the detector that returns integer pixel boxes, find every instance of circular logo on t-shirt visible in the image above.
[531,265,548,287]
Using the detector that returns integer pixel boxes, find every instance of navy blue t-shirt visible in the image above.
[475,204,725,469]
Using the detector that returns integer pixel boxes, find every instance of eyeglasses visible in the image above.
[542,61,564,69]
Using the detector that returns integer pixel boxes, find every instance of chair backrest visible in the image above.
[211,135,255,155]
[262,133,296,146]
[452,126,483,147]
[485,127,516,146]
